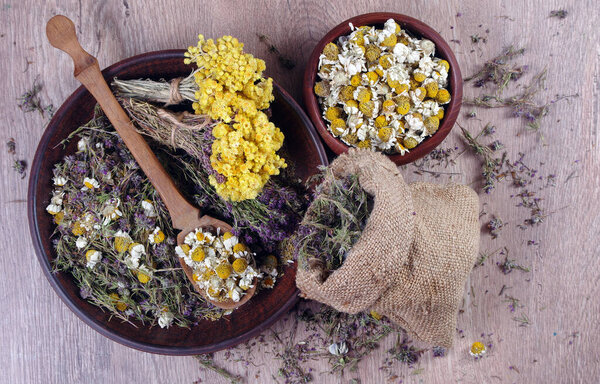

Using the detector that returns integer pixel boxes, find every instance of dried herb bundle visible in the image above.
[112,70,199,105]
[120,97,215,162]
[293,168,373,274]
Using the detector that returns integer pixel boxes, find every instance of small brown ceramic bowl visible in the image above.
[303,12,462,165]
[28,50,327,355]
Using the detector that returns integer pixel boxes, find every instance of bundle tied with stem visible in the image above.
[113,69,199,106]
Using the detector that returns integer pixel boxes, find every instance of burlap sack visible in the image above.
[296,149,480,347]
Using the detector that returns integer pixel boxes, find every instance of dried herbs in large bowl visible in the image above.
[28,50,327,355]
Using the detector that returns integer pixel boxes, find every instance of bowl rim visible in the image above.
[27,49,328,355]
[302,12,463,165]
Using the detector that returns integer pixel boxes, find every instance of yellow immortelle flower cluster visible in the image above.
[184,35,286,201]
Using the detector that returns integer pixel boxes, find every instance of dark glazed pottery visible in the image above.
[28,50,327,355]
[303,12,463,165]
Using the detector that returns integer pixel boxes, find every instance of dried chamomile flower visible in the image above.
[314,81,330,97]
[330,118,347,136]
[436,89,451,104]
[323,42,340,60]
[357,139,371,149]
[356,88,372,103]
[424,116,440,134]
[365,45,381,62]
[382,99,396,114]
[403,137,418,149]
[314,18,451,154]
[374,115,387,128]
[377,127,393,141]
[359,100,375,117]
[324,106,342,121]
[176,229,261,302]
[425,81,439,98]
[469,341,486,357]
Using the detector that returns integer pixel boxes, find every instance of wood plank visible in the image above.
[0,0,598,383]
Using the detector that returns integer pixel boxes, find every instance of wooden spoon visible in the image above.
[46,15,255,310]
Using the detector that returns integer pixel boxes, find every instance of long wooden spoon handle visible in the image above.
[46,15,199,230]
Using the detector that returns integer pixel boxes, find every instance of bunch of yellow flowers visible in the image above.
[210,111,286,201]
[184,35,286,201]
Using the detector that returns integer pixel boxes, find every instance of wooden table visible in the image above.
[1,1,598,383]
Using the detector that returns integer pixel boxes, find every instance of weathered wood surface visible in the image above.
[1,0,598,383]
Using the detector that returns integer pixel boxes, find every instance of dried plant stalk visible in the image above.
[112,70,199,105]
[119,97,215,162]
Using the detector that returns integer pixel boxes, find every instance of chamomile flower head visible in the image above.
[75,236,88,249]
[53,176,67,186]
[46,203,62,215]
[137,265,153,284]
[141,199,158,218]
[469,341,486,357]
[148,227,166,244]
[85,249,102,269]
[114,230,132,253]
[158,310,174,329]
[82,177,100,191]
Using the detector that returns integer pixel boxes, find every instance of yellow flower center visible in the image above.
[470,341,486,356]
[153,230,165,244]
[137,271,151,284]
[233,243,248,253]
[179,244,191,255]
[370,310,382,320]
[191,247,206,262]
[215,263,233,279]
[232,258,248,273]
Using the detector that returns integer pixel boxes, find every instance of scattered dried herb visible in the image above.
[432,346,446,357]
[410,146,460,178]
[475,247,502,267]
[12,159,27,179]
[464,45,526,89]
[512,313,530,327]
[6,138,27,178]
[470,34,487,44]
[17,79,54,118]
[299,305,402,375]
[194,354,243,384]
[382,335,424,376]
[549,9,568,19]
[498,256,530,275]
[503,295,522,313]
[487,215,504,238]
[257,34,296,70]
[465,46,579,133]
[272,317,316,384]
[6,138,16,155]
[459,123,504,193]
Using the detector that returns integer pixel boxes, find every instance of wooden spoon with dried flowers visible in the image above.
[45,15,255,310]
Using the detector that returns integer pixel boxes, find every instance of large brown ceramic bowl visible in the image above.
[28,50,327,355]
[303,12,462,165]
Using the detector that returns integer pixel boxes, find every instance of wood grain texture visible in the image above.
[1,0,598,383]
